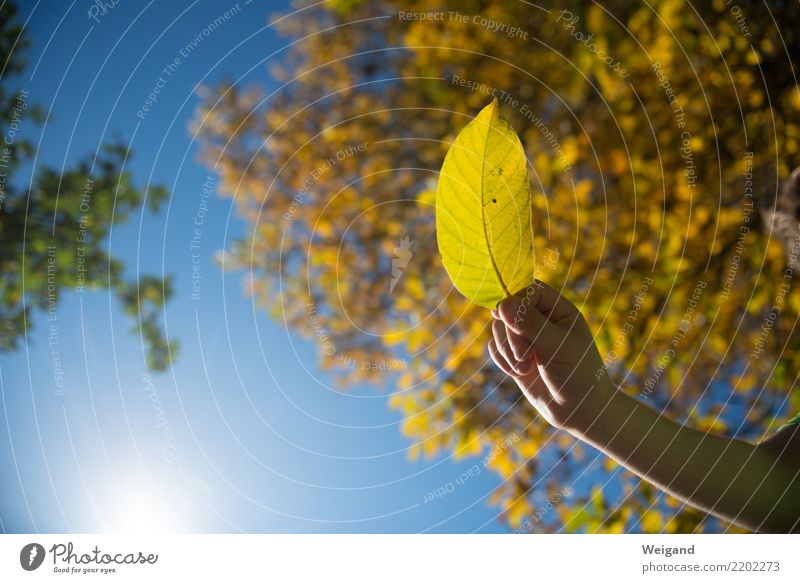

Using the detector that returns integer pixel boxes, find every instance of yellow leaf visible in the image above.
[640,510,663,533]
[574,179,593,204]
[435,99,534,309]
[507,498,531,528]
[416,188,436,207]
[605,520,625,534]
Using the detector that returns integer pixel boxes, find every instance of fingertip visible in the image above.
[497,296,522,326]
[515,356,535,375]
[506,328,532,362]
[488,338,515,376]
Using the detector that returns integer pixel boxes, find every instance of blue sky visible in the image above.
[0,0,526,533]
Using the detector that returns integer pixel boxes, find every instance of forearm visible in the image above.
[569,385,800,532]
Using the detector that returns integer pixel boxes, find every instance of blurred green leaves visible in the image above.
[0,1,176,371]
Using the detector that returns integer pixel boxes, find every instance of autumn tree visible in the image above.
[194,0,800,532]
[0,1,176,370]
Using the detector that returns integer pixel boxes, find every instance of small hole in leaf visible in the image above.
[492,198,497,203]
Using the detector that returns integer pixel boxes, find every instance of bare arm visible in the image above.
[489,280,800,532]
[573,387,800,532]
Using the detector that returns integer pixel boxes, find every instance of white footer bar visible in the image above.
[1,534,796,582]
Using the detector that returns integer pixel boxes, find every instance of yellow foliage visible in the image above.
[640,510,663,533]
[194,0,800,534]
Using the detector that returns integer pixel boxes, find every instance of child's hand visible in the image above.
[488,281,614,432]
[488,280,800,532]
